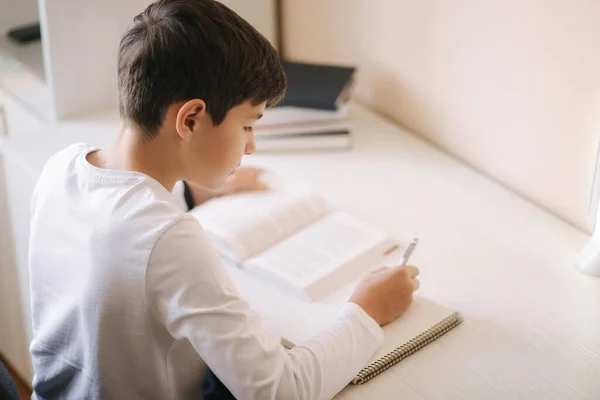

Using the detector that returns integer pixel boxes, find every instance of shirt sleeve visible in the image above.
[145,218,384,400]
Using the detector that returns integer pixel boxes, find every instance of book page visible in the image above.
[189,189,328,262]
[243,212,396,299]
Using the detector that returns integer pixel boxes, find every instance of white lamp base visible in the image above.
[575,237,600,277]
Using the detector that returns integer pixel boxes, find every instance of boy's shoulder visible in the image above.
[32,143,186,222]
[46,142,89,167]
[37,142,90,184]
[31,142,197,248]
[33,143,90,201]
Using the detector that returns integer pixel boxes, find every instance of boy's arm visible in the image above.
[172,167,268,210]
[145,218,384,400]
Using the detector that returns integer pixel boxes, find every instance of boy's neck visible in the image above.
[89,121,181,191]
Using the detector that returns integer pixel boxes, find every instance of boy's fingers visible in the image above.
[402,265,419,278]
[412,278,420,291]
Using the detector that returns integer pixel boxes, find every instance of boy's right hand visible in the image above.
[349,265,420,326]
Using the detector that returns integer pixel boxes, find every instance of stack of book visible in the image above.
[254,61,356,152]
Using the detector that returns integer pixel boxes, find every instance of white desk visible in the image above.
[1,103,600,399]
[238,106,600,399]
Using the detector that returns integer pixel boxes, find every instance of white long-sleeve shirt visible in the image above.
[28,143,384,400]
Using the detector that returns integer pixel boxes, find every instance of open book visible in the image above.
[189,189,397,299]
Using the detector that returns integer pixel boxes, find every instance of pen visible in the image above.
[399,238,419,266]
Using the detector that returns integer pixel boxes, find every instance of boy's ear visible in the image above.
[175,99,207,142]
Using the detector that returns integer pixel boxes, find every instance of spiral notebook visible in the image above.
[274,291,463,385]
[351,307,463,384]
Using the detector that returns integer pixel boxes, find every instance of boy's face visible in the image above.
[178,100,265,190]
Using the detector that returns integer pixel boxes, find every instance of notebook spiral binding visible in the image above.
[351,312,464,385]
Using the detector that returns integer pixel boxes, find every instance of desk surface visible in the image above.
[2,104,600,399]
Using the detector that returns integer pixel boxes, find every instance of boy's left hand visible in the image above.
[222,166,269,195]
[187,166,268,207]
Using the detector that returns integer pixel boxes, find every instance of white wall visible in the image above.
[282,0,600,232]
[219,0,278,49]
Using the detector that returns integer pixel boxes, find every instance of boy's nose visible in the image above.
[245,134,256,155]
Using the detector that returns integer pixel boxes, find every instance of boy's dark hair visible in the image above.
[117,0,286,139]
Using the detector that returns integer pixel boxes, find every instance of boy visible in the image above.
[28,0,420,399]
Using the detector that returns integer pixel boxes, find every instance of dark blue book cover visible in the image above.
[280,61,356,110]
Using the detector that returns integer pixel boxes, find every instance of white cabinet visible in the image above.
[0,88,45,383]
[0,88,44,138]
[0,154,36,382]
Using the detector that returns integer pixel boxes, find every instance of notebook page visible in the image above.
[282,291,455,354]
[190,189,328,262]
[364,297,456,365]
[243,212,396,299]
